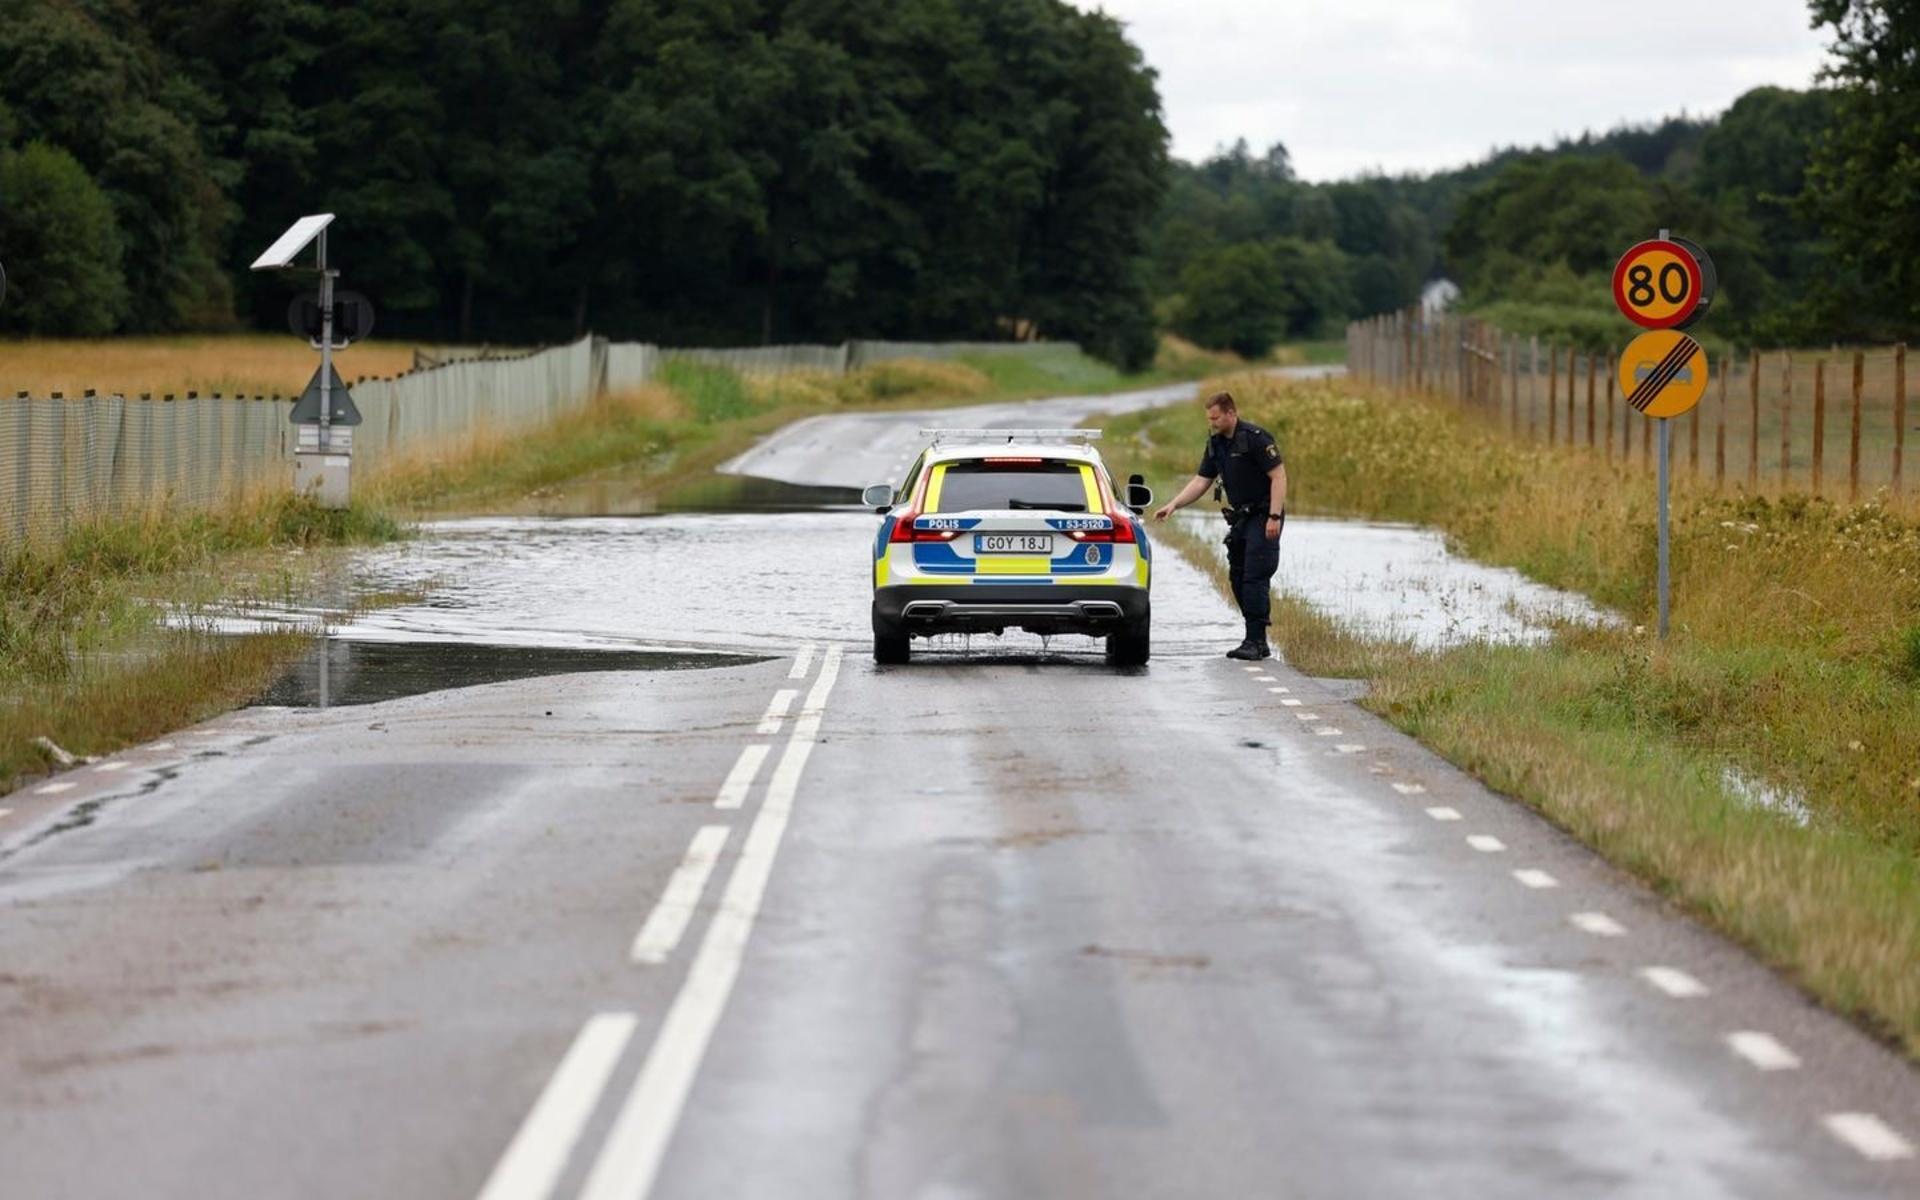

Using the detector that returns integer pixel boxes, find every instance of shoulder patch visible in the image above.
[1264,442,1280,460]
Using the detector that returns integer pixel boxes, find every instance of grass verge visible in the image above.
[1119,373,1920,1055]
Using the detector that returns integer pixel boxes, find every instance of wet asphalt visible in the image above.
[1,375,1917,1199]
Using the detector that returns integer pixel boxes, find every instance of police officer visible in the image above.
[1152,390,1286,660]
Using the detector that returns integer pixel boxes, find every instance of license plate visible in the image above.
[975,533,1053,554]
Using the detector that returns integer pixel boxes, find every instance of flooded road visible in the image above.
[5,375,1915,1200]
[1180,513,1615,648]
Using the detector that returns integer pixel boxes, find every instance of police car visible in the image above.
[862,429,1154,665]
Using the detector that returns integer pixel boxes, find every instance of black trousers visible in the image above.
[1225,511,1282,627]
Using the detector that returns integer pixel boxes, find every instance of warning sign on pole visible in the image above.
[1618,329,1709,419]
[1611,239,1707,330]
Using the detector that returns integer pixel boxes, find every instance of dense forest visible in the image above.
[0,0,1912,362]
[0,0,1169,366]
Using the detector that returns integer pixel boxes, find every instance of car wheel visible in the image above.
[873,605,911,664]
[874,632,910,664]
[1108,620,1150,666]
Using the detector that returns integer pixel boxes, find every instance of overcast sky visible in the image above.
[1075,0,1834,181]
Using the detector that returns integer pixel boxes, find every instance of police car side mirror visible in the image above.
[862,483,895,512]
[1125,475,1152,515]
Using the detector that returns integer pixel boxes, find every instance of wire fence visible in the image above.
[1347,310,1914,503]
[0,336,1074,547]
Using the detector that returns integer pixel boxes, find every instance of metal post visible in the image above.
[1658,418,1671,639]
[318,229,334,453]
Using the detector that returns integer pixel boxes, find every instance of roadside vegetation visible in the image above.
[1116,373,1920,1055]
[1,339,1211,799]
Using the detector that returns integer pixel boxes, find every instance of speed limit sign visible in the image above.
[1611,239,1706,330]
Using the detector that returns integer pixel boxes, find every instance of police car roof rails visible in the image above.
[920,428,1103,446]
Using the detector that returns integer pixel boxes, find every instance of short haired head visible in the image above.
[1205,391,1237,415]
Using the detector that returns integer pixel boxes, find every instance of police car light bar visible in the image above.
[921,428,1103,445]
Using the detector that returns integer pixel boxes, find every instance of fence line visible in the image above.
[1346,310,1916,505]
[1,335,1074,547]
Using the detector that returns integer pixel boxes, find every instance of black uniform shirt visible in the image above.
[1197,419,1284,507]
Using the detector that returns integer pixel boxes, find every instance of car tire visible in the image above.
[1108,619,1150,666]
[873,606,911,664]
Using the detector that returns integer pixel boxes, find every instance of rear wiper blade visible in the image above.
[1007,500,1085,511]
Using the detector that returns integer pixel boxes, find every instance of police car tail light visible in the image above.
[1066,519,1136,544]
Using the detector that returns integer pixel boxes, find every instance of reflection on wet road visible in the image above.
[258,639,761,708]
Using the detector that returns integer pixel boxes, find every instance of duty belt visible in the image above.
[1222,502,1270,524]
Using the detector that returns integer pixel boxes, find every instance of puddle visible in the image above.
[1180,514,1614,649]
[1721,766,1813,827]
[254,637,756,709]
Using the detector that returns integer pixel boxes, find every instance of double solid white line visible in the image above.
[580,645,843,1200]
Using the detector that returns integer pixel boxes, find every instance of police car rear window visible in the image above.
[934,461,1087,512]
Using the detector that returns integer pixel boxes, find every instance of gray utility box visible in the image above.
[294,425,353,508]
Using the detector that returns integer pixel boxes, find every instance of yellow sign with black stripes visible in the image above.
[1617,329,1709,419]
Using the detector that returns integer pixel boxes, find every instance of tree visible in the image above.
[1805,0,1920,335]
[1171,242,1289,358]
[0,0,232,330]
[0,141,128,334]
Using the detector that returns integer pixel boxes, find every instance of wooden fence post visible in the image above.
[1566,346,1578,440]
[1896,343,1908,497]
[1813,358,1827,496]
[1606,355,1617,461]
[1748,350,1761,489]
[1781,352,1794,487]
[1849,351,1863,502]
[1689,370,1702,474]
[1715,353,1727,487]
[1508,334,1519,433]
[1529,336,1540,440]
[1586,353,1597,447]
[1548,344,1559,444]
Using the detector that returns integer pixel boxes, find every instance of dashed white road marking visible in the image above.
[1280,698,1302,707]
[1250,673,1275,682]
[149,742,174,751]
[33,782,75,795]
[1640,966,1709,998]
[1425,806,1462,822]
[1241,665,1262,673]
[1570,912,1626,937]
[1823,1112,1915,1162]
[1725,1031,1800,1072]
[1466,835,1506,853]
[1314,727,1342,737]
[475,1012,640,1200]
[93,762,128,773]
[581,647,843,1200]
[1390,782,1426,796]
[1295,712,1319,722]
[754,689,798,735]
[0,808,13,819]
[1512,868,1559,889]
[630,826,732,965]
[787,643,817,681]
[1335,744,1365,754]
[713,745,770,811]
[1267,686,1290,694]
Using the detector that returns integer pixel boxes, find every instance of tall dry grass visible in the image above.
[0,334,420,398]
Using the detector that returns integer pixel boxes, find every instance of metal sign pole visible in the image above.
[317,229,334,451]
[1658,417,1671,639]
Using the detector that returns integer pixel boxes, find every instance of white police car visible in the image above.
[862,429,1154,665]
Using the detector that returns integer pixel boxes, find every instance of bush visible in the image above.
[0,142,128,335]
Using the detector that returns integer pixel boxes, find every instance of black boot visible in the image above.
[1225,620,1271,660]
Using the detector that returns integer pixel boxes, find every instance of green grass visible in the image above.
[1,494,405,793]
[1125,373,1920,1054]
[658,359,760,422]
